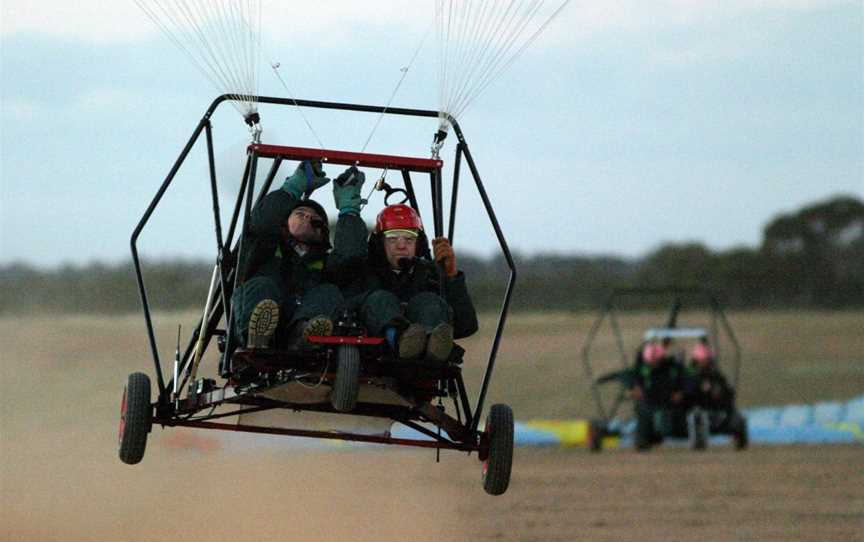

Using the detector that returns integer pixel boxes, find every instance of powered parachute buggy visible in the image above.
[119,94,517,495]
[580,288,748,452]
[120,0,574,496]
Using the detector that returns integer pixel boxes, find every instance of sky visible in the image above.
[1,0,862,268]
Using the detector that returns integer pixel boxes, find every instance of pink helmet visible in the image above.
[691,342,714,364]
[642,343,666,364]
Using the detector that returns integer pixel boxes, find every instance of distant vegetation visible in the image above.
[2,195,861,314]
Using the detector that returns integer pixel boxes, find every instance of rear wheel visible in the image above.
[731,413,748,450]
[481,404,514,496]
[331,345,360,412]
[118,372,152,465]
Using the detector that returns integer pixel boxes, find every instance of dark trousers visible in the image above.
[635,400,689,444]
[231,277,344,343]
[357,289,452,335]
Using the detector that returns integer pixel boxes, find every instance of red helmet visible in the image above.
[375,204,423,233]
[642,343,666,364]
[691,342,714,364]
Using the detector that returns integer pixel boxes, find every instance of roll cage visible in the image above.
[580,287,742,426]
[129,94,517,449]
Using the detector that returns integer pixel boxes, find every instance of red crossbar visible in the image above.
[250,144,443,173]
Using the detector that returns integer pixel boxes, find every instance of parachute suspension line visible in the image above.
[471,0,571,107]
[434,0,571,135]
[448,0,542,119]
[434,0,502,150]
[432,0,460,156]
[360,23,432,154]
[450,0,496,111]
[134,0,258,114]
[445,0,509,123]
[358,22,431,205]
[269,62,326,150]
[133,0,262,122]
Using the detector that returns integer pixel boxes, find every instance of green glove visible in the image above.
[333,166,366,216]
[282,161,330,199]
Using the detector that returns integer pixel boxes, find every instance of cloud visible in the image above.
[2,0,854,45]
[1,2,154,43]
[0,97,43,121]
[549,0,857,37]
[74,88,142,113]
[0,0,428,44]
[0,87,146,121]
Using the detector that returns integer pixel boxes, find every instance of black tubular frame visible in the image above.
[130,94,516,435]
[580,287,742,425]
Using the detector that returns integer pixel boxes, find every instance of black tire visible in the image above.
[634,407,655,451]
[331,345,360,412]
[588,419,605,453]
[482,404,514,496]
[732,413,749,450]
[688,409,708,451]
[118,372,152,465]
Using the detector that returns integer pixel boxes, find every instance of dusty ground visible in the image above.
[3,437,862,541]
[2,311,863,541]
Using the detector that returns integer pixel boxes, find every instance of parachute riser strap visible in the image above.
[244,112,262,144]
[431,127,449,159]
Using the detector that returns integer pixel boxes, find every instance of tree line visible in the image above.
[2,195,861,315]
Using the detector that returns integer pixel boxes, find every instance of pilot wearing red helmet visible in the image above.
[354,203,479,362]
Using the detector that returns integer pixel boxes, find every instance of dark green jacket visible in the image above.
[684,365,735,410]
[631,357,686,407]
[236,189,366,294]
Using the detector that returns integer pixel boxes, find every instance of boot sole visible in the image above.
[303,316,334,340]
[247,299,279,348]
[398,324,427,359]
[426,324,454,362]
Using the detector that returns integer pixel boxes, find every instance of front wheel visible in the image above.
[688,408,709,451]
[588,419,605,453]
[118,372,152,465]
[481,404,514,496]
[331,345,360,412]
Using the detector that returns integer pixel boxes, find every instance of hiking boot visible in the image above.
[301,315,334,341]
[426,323,454,362]
[247,299,279,348]
[398,323,427,359]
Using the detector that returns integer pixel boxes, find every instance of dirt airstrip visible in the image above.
[3,435,862,541]
[2,312,862,541]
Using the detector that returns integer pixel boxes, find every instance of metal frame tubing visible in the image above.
[447,120,517,434]
[164,420,475,451]
[132,95,517,426]
[401,170,420,210]
[581,308,610,421]
[447,145,463,241]
[131,116,215,398]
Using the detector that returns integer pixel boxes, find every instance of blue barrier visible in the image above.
[741,394,864,445]
[518,394,864,448]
